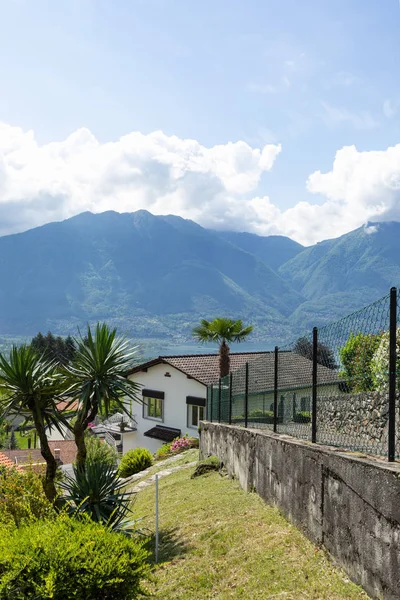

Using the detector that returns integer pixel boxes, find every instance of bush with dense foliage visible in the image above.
[0,466,53,527]
[339,332,382,392]
[118,447,153,478]
[84,434,118,466]
[155,442,172,459]
[293,411,311,423]
[371,327,400,391]
[60,461,136,534]
[0,514,150,600]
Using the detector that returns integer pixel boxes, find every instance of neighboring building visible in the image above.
[3,440,77,469]
[121,350,341,453]
[123,352,270,454]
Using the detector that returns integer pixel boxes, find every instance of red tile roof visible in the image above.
[48,441,77,465]
[57,399,79,412]
[0,451,23,471]
[127,351,272,386]
[3,441,77,467]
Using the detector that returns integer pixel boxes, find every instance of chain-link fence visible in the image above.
[206,287,400,461]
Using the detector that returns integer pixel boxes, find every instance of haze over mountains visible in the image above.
[0,210,398,344]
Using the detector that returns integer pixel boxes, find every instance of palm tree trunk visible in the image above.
[32,410,58,503]
[219,340,230,378]
[74,421,87,469]
[74,404,98,470]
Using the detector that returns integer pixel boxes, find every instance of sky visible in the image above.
[0,0,400,245]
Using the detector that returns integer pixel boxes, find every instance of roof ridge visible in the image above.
[161,350,273,359]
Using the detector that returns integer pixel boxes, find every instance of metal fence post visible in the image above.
[244,362,249,428]
[210,385,213,422]
[228,372,233,425]
[273,346,278,433]
[218,378,222,423]
[388,287,397,462]
[312,327,318,443]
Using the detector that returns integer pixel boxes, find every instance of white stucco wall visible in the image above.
[122,363,207,453]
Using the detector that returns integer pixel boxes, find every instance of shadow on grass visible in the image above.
[144,526,188,564]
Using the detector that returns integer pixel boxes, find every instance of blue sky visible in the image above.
[0,0,400,244]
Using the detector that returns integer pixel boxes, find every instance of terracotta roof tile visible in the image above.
[48,441,77,465]
[0,451,23,471]
[128,351,340,388]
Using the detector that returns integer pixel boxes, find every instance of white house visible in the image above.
[121,352,269,453]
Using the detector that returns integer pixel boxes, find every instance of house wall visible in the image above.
[123,363,207,453]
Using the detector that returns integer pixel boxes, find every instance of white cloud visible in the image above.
[1,123,400,247]
[0,123,281,236]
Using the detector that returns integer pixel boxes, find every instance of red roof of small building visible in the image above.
[127,351,271,386]
[0,451,23,471]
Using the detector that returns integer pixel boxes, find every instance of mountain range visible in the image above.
[0,210,398,344]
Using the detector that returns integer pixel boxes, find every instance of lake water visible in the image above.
[140,339,277,359]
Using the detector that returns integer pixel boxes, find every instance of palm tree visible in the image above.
[63,323,141,469]
[192,318,253,377]
[0,346,69,502]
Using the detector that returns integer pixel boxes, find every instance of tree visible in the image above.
[294,336,337,370]
[8,428,19,450]
[370,327,400,392]
[339,332,382,392]
[192,318,253,378]
[63,324,141,469]
[0,346,69,502]
[31,331,77,365]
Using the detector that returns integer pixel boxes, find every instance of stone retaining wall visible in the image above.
[200,422,400,600]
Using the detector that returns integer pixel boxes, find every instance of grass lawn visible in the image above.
[135,457,368,599]
[15,431,37,450]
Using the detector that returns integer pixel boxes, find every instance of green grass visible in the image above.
[15,431,37,450]
[136,462,368,599]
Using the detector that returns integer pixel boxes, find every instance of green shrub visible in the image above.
[85,434,118,467]
[293,411,311,423]
[0,466,53,527]
[60,462,136,535]
[0,514,150,599]
[118,448,153,478]
[248,409,274,423]
[155,442,172,459]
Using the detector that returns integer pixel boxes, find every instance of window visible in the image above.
[188,404,205,428]
[300,396,311,412]
[143,396,164,421]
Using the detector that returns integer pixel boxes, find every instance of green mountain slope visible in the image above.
[0,210,304,337]
[212,230,304,271]
[279,222,400,329]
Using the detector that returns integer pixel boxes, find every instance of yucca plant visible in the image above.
[62,323,142,468]
[0,345,69,503]
[60,461,138,535]
[192,318,253,377]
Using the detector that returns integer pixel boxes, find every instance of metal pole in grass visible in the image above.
[388,287,397,462]
[311,327,318,444]
[244,362,249,428]
[155,474,159,563]
[273,346,278,433]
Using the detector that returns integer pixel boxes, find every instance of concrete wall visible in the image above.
[123,364,206,453]
[200,422,400,600]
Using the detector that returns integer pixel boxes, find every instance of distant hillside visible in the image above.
[0,210,303,339]
[279,222,400,329]
[213,231,304,271]
[0,212,398,342]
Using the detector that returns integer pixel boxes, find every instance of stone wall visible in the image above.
[200,422,400,600]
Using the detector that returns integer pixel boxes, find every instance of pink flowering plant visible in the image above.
[170,435,199,454]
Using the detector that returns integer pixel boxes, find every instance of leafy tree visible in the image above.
[294,336,337,370]
[7,429,19,450]
[31,331,77,365]
[63,324,141,469]
[0,346,69,502]
[192,318,253,377]
[370,327,400,392]
[339,332,382,392]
